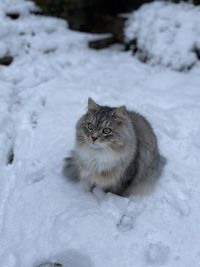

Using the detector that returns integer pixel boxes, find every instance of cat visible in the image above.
[63,97,160,195]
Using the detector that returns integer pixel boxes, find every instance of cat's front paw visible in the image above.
[79,178,94,192]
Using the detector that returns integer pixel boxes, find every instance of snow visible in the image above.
[0,1,200,267]
[125,1,200,71]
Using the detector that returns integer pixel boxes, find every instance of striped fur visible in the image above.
[64,98,159,195]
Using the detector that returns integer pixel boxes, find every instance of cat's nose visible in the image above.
[91,135,98,142]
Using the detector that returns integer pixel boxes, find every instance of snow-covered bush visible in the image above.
[0,0,38,59]
[124,1,200,71]
[0,0,88,66]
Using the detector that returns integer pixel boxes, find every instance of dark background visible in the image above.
[31,0,200,49]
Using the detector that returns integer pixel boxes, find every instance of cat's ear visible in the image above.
[88,97,99,112]
[112,106,127,119]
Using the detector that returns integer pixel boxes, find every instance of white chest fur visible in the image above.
[77,145,124,173]
[76,145,127,188]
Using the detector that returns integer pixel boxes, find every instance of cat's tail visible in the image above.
[62,151,80,181]
[158,154,167,176]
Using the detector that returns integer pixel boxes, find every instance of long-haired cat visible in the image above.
[64,98,160,195]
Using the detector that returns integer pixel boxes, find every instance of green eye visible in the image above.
[103,128,112,134]
[87,122,94,131]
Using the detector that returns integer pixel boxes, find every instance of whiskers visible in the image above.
[76,134,87,146]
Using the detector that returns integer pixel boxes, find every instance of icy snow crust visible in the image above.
[0,1,200,266]
[125,1,200,71]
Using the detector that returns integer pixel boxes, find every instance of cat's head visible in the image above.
[76,98,133,151]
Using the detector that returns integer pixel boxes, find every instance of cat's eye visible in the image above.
[102,128,112,134]
[87,122,94,131]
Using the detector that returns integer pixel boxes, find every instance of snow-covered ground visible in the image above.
[0,1,200,266]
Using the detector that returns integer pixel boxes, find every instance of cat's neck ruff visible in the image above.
[76,143,130,174]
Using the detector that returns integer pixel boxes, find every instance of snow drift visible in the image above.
[124,1,200,71]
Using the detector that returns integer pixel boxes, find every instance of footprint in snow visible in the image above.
[30,111,38,129]
[145,242,170,265]
[26,160,46,184]
[29,96,47,129]
[117,198,147,232]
